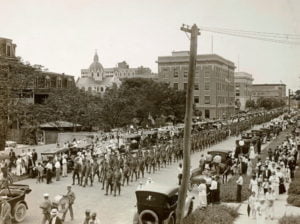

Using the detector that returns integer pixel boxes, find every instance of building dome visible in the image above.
[89,52,104,72]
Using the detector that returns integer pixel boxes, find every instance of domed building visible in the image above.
[76,52,121,95]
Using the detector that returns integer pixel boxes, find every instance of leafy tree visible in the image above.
[0,57,38,150]
[245,99,256,109]
[100,78,186,130]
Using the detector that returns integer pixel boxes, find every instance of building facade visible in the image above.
[77,52,122,94]
[158,51,235,119]
[0,37,75,104]
[0,37,16,58]
[234,72,253,111]
[77,52,156,95]
[251,84,286,101]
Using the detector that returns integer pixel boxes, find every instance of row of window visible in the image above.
[194,96,210,104]
[34,76,73,89]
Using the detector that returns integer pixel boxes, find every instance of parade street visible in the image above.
[17,131,250,224]
[14,120,279,224]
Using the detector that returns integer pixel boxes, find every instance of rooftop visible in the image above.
[157,53,235,68]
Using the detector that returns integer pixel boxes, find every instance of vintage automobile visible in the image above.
[189,148,232,188]
[134,184,194,224]
[0,184,31,222]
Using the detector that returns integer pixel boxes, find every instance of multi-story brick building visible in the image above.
[157,51,235,119]
[234,72,253,111]
[251,83,286,101]
[0,37,75,104]
[0,37,17,58]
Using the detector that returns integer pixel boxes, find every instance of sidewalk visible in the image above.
[233,128,300,224]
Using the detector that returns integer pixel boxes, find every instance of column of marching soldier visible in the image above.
[67,111,282,197]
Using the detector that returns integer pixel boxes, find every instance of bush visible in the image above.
[287,194,300,207]
[220,175,251,202]
[278,215,300,224]
[288,180,300,195]
[183,205,239,224]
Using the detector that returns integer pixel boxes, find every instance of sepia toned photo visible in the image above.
[0,0,300,224]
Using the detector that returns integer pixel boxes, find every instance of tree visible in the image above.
[0,57,38,150]
[245,99,256,109]
[100,78,186,130]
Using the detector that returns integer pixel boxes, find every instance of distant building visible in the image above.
[77,52,155,95]
[234,72,253,111]
[157,51,235,119]
[0,37,75,104]
[0,37,16,58]
[77,52,121,94]
[251,83,286,101]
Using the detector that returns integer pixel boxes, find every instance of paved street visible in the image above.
[17,132,244,224]
[14,123,274,224]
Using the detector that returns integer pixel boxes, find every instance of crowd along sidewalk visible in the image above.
[232,127,300,224]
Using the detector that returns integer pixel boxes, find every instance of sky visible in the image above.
[1,0,300,91]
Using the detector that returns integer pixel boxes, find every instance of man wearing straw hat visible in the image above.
[40,193,52,224]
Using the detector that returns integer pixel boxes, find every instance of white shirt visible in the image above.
[210,180,218,190]
[236,176,243,185]
[46,163,53,170]
[55,161,61,169]
[50,216,57,224]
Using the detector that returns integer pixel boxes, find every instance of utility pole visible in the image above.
[288,89,291,113]
[176,24,200,224]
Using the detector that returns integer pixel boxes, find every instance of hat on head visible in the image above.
[43,193,49,197]
[91,212,97,217]
[86,209,91,213]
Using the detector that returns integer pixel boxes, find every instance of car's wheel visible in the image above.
[167,215,175,224]
[14,203,27,222]
[139,209,159,224]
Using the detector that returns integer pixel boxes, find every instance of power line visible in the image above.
[199,27,300,45]
[199,26,300,39]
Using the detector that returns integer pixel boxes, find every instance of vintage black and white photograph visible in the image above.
[0,0,300,224]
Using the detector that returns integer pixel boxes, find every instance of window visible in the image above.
[204,96,210,104]
[184,71,188,77]
[88,87,92,92]
[204,82,210,90]
[174,69,178,78]
[97,72,99,77]
[173,83,178,90]
[194,84,199,90]
[91,72,94,77]
[205,109,210,119]
[184,83,187,90]
[194,96,199,104]
[101,87,104,92]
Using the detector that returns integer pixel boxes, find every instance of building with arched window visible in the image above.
[76,52,121,95]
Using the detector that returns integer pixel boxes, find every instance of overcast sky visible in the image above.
[1,0,300,90]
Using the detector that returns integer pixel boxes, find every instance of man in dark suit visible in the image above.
[49,208,62,224]
[262,165,271,179]
[8,149,16,169]
[32,149,38,166]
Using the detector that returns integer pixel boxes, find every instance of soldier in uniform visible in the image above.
[40,193,52,224]
[130,156,138,182]
[122,164,130,186]
[62,186,75,222]
[137,156,145,179]
[83,160,93,187]
[80,159,87,186]
[105,167,114,195]
[92,158,100,183]
[113,168,122,196]
[101,161,108,190]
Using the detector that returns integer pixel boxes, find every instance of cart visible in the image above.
[0,184,31,222]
